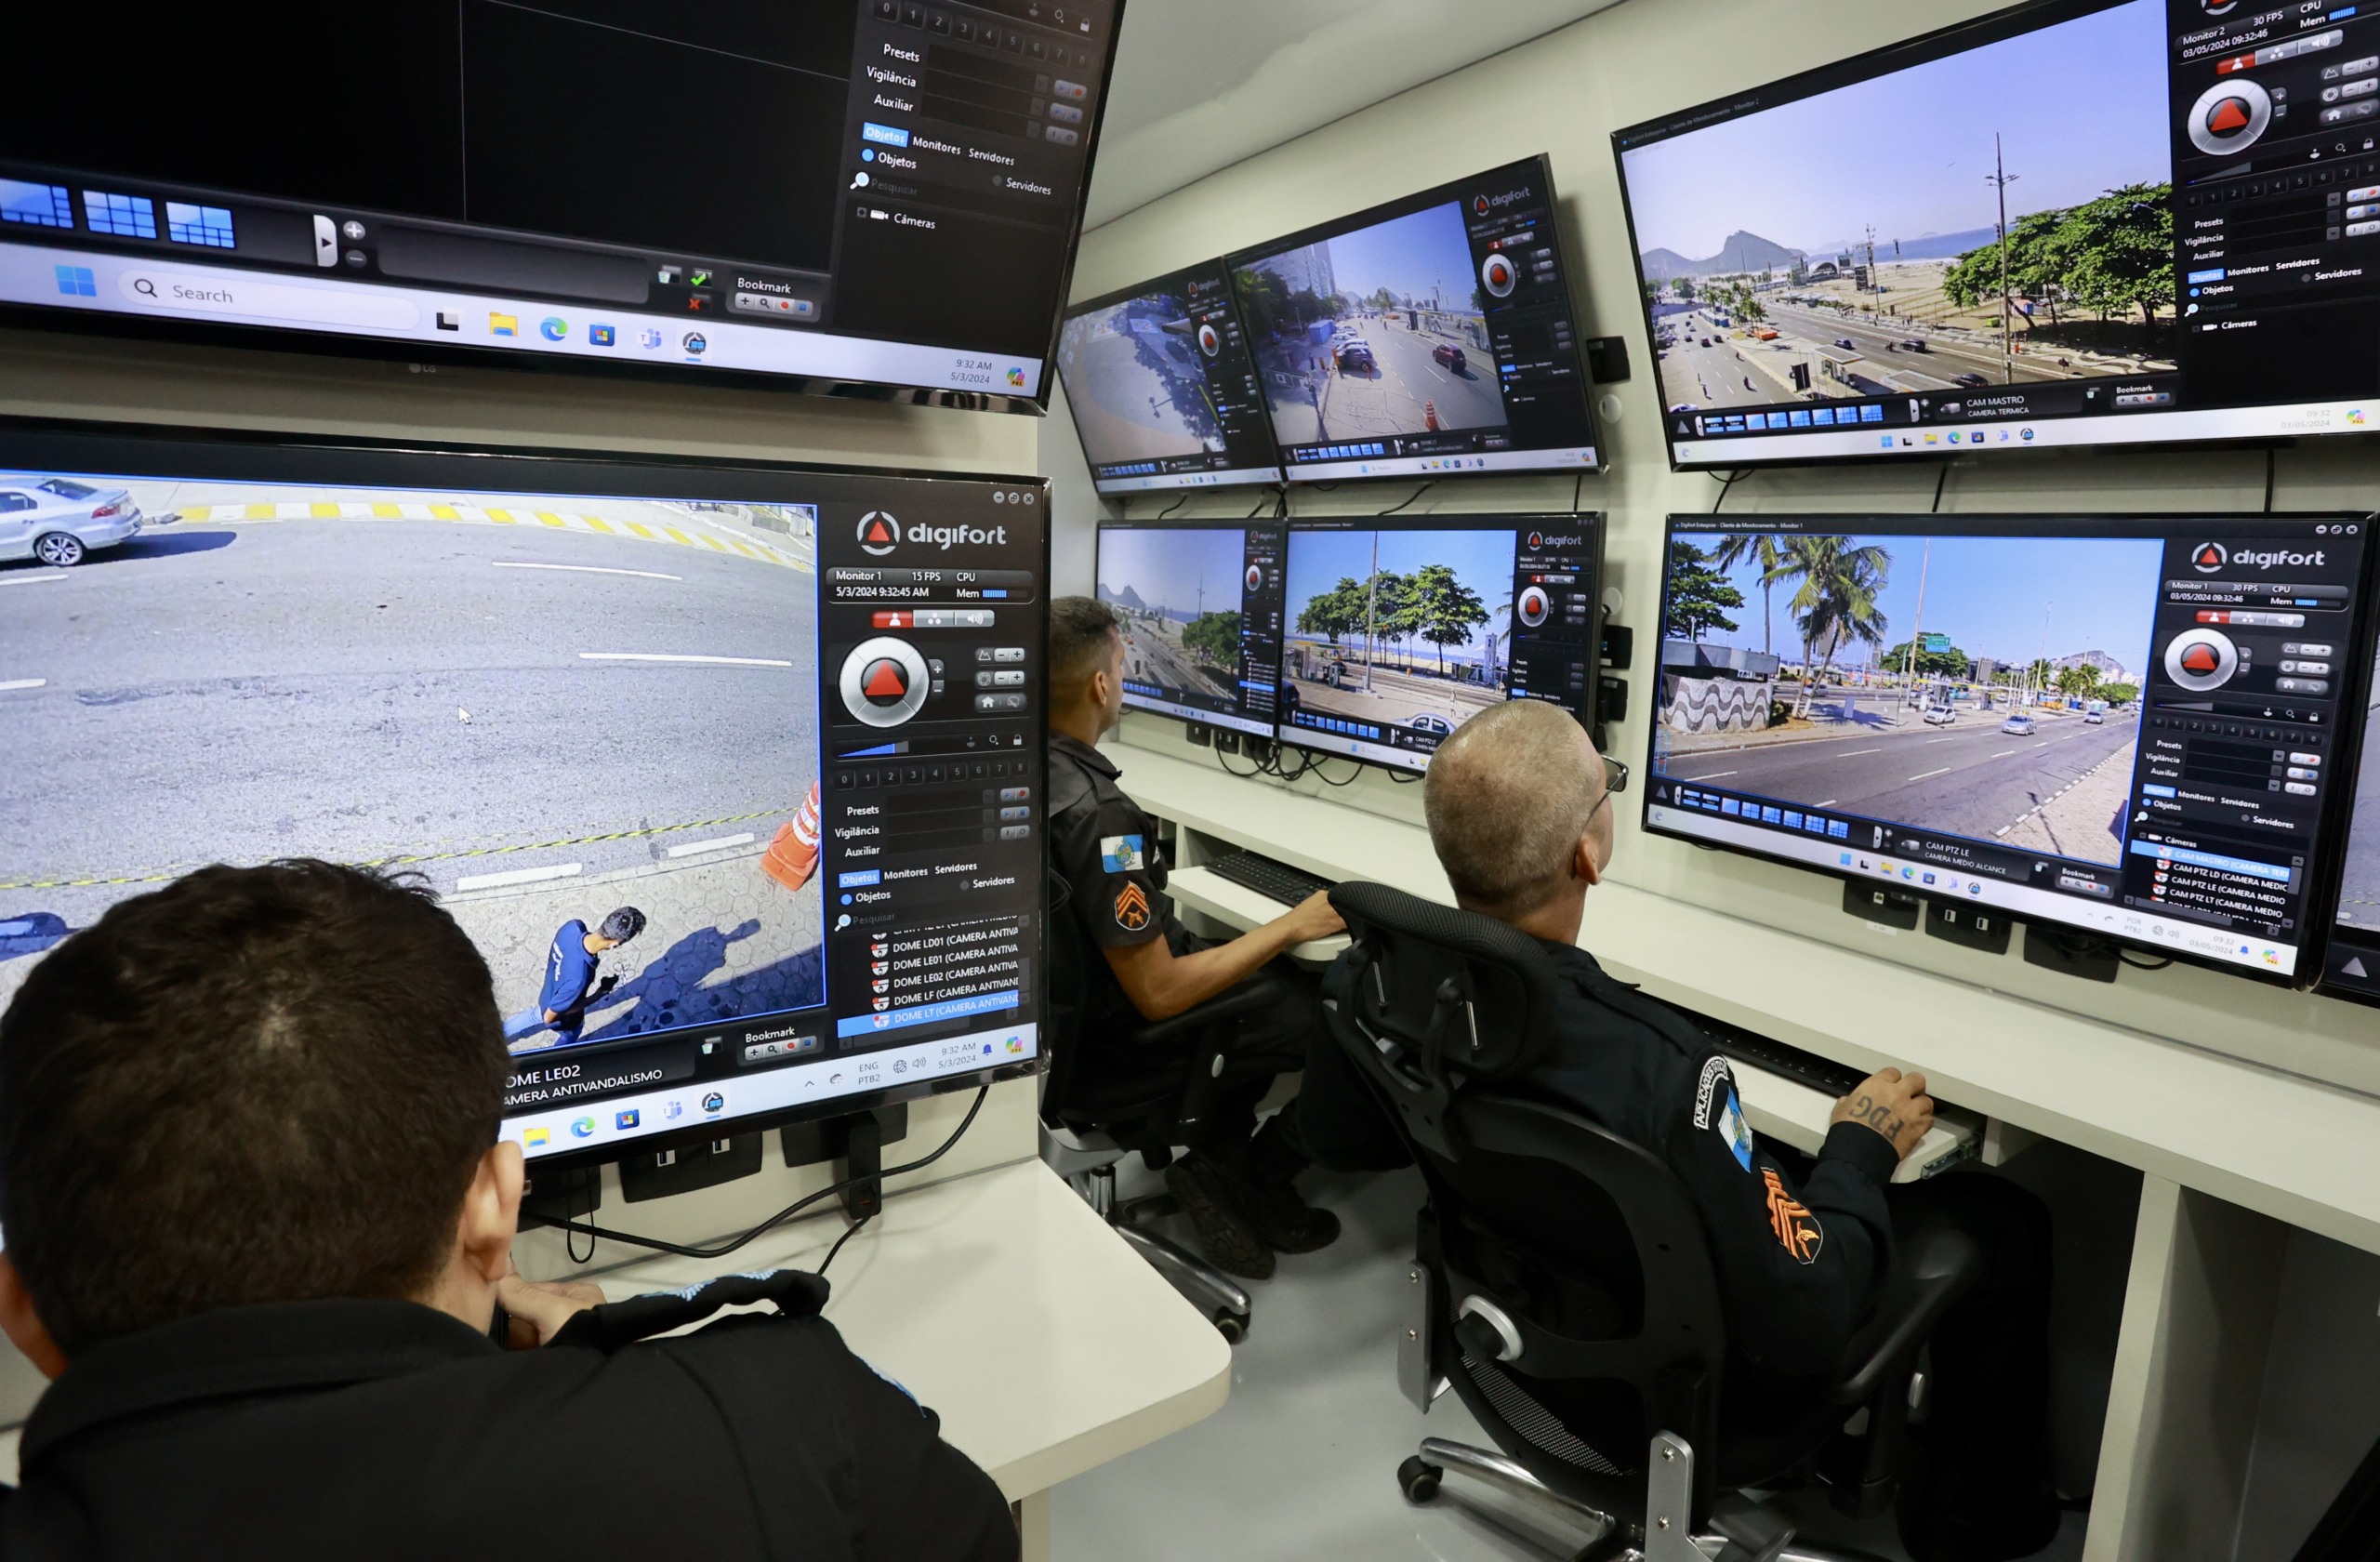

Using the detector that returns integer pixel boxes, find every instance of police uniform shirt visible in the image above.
[0,1269,1017,1561]
[1047,733,1184,1030]
[1303,939,1898,1383]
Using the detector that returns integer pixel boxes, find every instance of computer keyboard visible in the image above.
[1672,1003,1867,1100]
[1205,850,1336,907]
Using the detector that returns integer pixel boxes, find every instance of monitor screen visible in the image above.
[1058,263,1284,493]
[1279,514,1605,772]
[1096,523,1288,738]
[0,425,1047,1169]
[1227,157,1601,483]
[2318,637,2380,999]
[1646,513,2373,983]
[0,2,1120,409]
[1615,0,2380,470]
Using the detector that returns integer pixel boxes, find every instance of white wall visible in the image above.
[1047,0,2380,1095]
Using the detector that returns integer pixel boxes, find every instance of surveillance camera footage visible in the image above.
[0,466,826,1055]
[1061,290,1229,465]
[1648,514,2374,980]
[1099,523,1286,738]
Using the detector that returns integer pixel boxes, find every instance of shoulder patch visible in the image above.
[1717,1089,1754,1172]
[1100,833,1146,873]
[1114,881,1152,932]
[1761,1169,1824,1264]
[1691,1055,1730,1131]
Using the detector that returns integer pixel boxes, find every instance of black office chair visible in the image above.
[1038,868,1268,1340]
[1324,881,1982,1561]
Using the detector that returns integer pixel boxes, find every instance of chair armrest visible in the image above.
[1829,1216,1982,1406]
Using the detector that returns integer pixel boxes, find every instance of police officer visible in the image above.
[1295,701,2059,1562]
[0,862,1016,1559]
[1045,597,1342,1279]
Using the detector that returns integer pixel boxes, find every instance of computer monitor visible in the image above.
[1278,514,1605,772]
[1646,512,2375,984]
[1058,263,1284,494]
[1094,522,1287,739]
[0,2,1122,410]
[1226,157,1602,483]
[2317,636,2380,1001]
[0,423,1047,1171]
[1614,0,2380,470]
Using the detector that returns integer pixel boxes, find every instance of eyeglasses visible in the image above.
[1587,755,1630,821]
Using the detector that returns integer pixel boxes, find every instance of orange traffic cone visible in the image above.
[763,780,822,892]
[1423,399,1439,431]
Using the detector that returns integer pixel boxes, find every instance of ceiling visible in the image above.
[1084,0,1629,229]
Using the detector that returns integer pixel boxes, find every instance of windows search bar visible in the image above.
[115,271,420,331]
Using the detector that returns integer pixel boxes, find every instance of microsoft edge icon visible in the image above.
[539,316,569,342]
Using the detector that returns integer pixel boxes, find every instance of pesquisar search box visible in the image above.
[116,270,419,330]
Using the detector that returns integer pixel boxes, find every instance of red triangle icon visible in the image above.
[2182,645,2220,674]
[2195,546,2223,567]
[863,659,908,698]
[2207,98,2251,135]
[864,519,895,543]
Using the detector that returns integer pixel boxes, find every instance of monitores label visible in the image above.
[1615,0,2380,470]
[1646,513,2374,983]
[1279,515,1605,772]
[1060,264,1284,493]
[0,427,1046,1170]
[1097,523,1288,738]
[1225,156,1602,482]
[0,0,1120,407]
[2320,640,2380,999]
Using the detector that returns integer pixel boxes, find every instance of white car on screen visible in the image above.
[0,477,144,567]
[1922,705,1956,726]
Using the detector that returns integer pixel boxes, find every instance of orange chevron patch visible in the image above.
[1762,1169,1823,1264]
[1114,881,1152,932]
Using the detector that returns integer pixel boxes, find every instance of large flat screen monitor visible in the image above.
[0,423,1047,1171]
[1226,157,1602,483]
[0,1,1122,410]
[2317,636,2380,1001]
[1059,263,1284,494]
[1615,0,2380,470]
[1646,513,2374,984]
[1279,514,1605,772]
[1096,522,1288,738]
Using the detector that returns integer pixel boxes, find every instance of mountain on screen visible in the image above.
[1638,231,1804,278]
[1098,582,1149,612]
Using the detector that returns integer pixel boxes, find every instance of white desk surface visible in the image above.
[582,1158,1232,1500]
[1113,744,2380,1257]
[1166,865,1351,964]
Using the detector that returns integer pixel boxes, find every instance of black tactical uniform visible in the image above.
[0,1269,1017,1561]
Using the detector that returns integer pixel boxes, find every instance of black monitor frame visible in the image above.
[0,417,1045,1176]
[1645,510,2379,990]
[2311,632,2380,1007]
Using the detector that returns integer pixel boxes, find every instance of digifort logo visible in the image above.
[2191,540,2326,573]
[858,511,900,556]
[855,511,1011,556]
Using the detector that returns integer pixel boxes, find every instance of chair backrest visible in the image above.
[1326,880,1729,1520]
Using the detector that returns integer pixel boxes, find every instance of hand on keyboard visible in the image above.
[1830,1067,1937,1160]
[1277,890,1345,946]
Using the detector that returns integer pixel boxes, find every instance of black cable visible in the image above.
[813,1214,871,1277]
[1153,492,1188,522]
[1931,462,1950,514]
[1377,481,1434,517]
[1710,469,1750,513]
[1387,767,1421,784]
[2119,950,2174,971]
[2264,446,2277,514]
[1572,470,1585,514]
[1215,744,1265,778]
[1245,484,1280,520]
[1307,753,1365,788]
[542,1085,990,1263]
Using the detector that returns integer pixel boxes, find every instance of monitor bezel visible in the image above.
[0,5,1128,419]
[0,415,1047,1172]
[1606,0,2332,474]
[1276,510,1606,774]
[1223,153,1604,484]
[2310,639,2380,1008]
[1643,510,2380,990]
[1060,263,1288,494]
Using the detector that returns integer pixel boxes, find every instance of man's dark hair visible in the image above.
[1049,595,1121,697]
[600,907,646,944]
[0,861,510,1357]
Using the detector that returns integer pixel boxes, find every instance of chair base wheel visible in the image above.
[1213,1311,1248,1344]
[1397,1455,1442,1503]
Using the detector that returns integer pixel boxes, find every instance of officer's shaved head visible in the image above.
[1425,700,1611,923]
[1049,596,1122,705]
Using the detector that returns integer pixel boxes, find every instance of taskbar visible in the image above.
[2,241,1046,399]
[1673,397,2380,468]
[1286,444,1598,483]
[503,1019,1039,1161]
[1283,721,1429,774]
[1645,804,2300,978]
[1124,694,1274,738]
[1092,464,1283,495]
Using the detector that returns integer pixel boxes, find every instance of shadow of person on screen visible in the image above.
[578,919,760,1043]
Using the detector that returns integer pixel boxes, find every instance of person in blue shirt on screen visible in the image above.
[503,907,645,1051]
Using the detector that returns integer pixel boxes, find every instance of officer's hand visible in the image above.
[1831,1068,1935,1160]
[590,974,619,999]
[1279,891,1345,946]
[496,1263,606,1348]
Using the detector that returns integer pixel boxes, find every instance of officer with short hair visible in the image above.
[504,906,646,1051]
[1045,596,1341,1279]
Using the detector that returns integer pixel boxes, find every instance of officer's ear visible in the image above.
[455,1142,526,1286]
[1571,832,1603,890]
[0,1253,68,1380]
